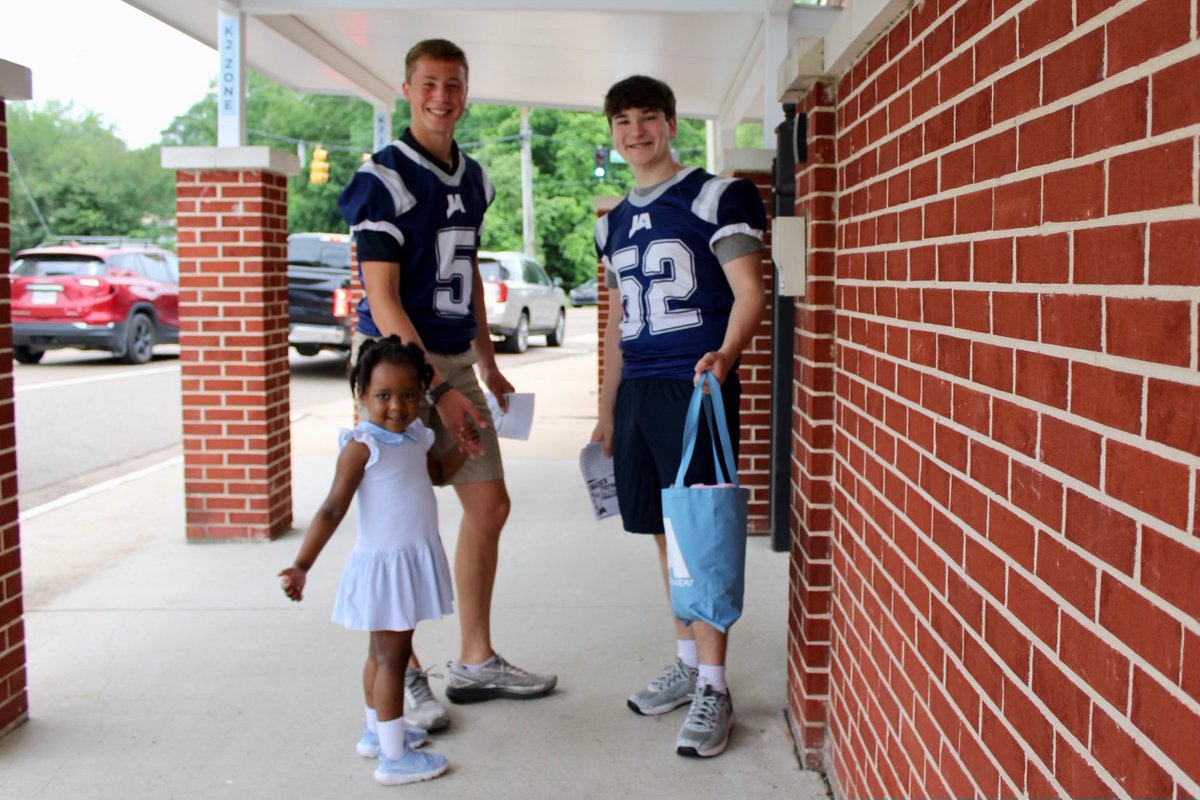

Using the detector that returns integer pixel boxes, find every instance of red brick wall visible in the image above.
[787,84,839,768]
[175,169,293,541]
[800,0,1200,795]
[0,99,28,735]
[593,171,775,533]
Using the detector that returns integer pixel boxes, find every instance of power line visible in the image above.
[9,154,52,240]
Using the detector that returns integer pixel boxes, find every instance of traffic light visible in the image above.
[310,145,330,184]
[593,146,607,179]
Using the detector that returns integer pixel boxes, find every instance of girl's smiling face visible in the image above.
[361,360,422,434]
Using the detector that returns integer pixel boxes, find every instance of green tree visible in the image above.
[7,102,175,252]
[163,72,401,234]
[162,74,720,288]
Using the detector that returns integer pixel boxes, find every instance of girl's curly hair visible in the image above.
[350,335,434,398]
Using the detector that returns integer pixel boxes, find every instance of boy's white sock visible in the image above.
[698,664,727,694]
[677,639,699,669]
[377,717,408,760]
[365,705,379,734]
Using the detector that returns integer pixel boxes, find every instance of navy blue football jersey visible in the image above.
[595,167,766,380]
[339,133,495,354]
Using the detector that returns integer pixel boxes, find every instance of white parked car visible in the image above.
[479,250,568,353]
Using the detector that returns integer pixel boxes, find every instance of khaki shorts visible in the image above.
[352,331,504,486]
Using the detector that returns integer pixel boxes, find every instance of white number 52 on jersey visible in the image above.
[611,239,700,339]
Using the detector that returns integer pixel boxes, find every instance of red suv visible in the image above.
[8,238,179,364]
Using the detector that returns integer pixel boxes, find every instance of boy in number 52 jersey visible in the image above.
[591,75,767,758]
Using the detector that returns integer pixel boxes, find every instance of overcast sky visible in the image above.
[0,0,216,148]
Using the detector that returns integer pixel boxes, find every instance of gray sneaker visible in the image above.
[675,680,734,758]
[403,668,450,732]
[444,653,557,703]
[627,659,698,715]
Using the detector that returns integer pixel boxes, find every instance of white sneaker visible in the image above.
[404,668,450,731]
[444,653,557,703]
[675,680,734,758]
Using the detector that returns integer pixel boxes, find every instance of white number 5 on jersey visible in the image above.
[434,227,477,317]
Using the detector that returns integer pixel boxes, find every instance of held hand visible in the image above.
[694,351,731,387]
[279,567,307,602]
[460,422,481,447]
[435,387,487,458]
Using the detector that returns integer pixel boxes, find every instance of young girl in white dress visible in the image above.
[279,336,475,786]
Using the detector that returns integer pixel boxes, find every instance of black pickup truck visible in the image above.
[287,232,354,357]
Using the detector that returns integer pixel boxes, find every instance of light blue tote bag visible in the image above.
[661,371,748,633]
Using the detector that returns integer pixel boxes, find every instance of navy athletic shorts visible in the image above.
[612,373,742,534]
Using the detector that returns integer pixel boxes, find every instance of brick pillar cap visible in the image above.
[593,195,622,212]
[720,149,773,176]
[0,59,32,101]
[161,146,301,176]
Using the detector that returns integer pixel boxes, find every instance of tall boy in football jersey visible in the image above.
[339,39,556,732]
[591,75,767,758]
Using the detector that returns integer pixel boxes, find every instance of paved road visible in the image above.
[12,306,599,510]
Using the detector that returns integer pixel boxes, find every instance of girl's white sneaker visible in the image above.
[373,748,448,785]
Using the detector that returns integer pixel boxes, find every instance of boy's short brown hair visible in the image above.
[405,39,469,83]
[603,75,676,123]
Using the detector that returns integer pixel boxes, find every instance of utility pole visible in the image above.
[520,106,535,257]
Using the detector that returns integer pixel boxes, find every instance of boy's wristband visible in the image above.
[425,381,452,406]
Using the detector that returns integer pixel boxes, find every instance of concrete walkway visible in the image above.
[1,328,830,799]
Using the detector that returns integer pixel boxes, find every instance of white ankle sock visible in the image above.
[677,639,699,669]
[698,664,727,693]
[377,717,408,760]
[365,705,379,734]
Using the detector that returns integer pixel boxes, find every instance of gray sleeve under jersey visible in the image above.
[713,233,763,266]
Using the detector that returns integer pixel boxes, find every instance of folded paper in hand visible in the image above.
[485,392,534,440]
[579,442,618,520]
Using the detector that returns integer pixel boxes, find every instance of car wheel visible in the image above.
[119,313,156,364]
[294,344,321,357]
[13,346,44,365]
[546,309,566,347]
[501,312,529,354]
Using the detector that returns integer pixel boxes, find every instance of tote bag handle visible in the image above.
[672,371,739,489]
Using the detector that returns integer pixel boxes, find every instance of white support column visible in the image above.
[520,106,535,257]
[709,117,738,176]
[373,108,392,152]
[763,3,789,148]
[217,3,246,147]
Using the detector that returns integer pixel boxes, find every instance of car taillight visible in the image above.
[76,277,112,294]
[485,279,507,303]
[333,287,351,318]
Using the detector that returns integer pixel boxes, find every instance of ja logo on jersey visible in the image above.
[446,194,466,218]
[629,212,652,236]
[664,518,693,587]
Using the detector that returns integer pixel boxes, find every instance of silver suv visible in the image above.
[479,251,568,353]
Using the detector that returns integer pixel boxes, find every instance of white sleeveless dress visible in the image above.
[331,421,455,631]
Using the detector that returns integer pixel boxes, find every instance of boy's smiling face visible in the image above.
[403,56,468,141]
[610,106,677,174]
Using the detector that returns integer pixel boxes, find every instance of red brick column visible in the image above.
[727,166,775,533]
[786,82,838,768]
[0,62,31,738]
[163,147,297,541]
[592,195,620,412]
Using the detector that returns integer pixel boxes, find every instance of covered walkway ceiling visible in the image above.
[125,1,841,128]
